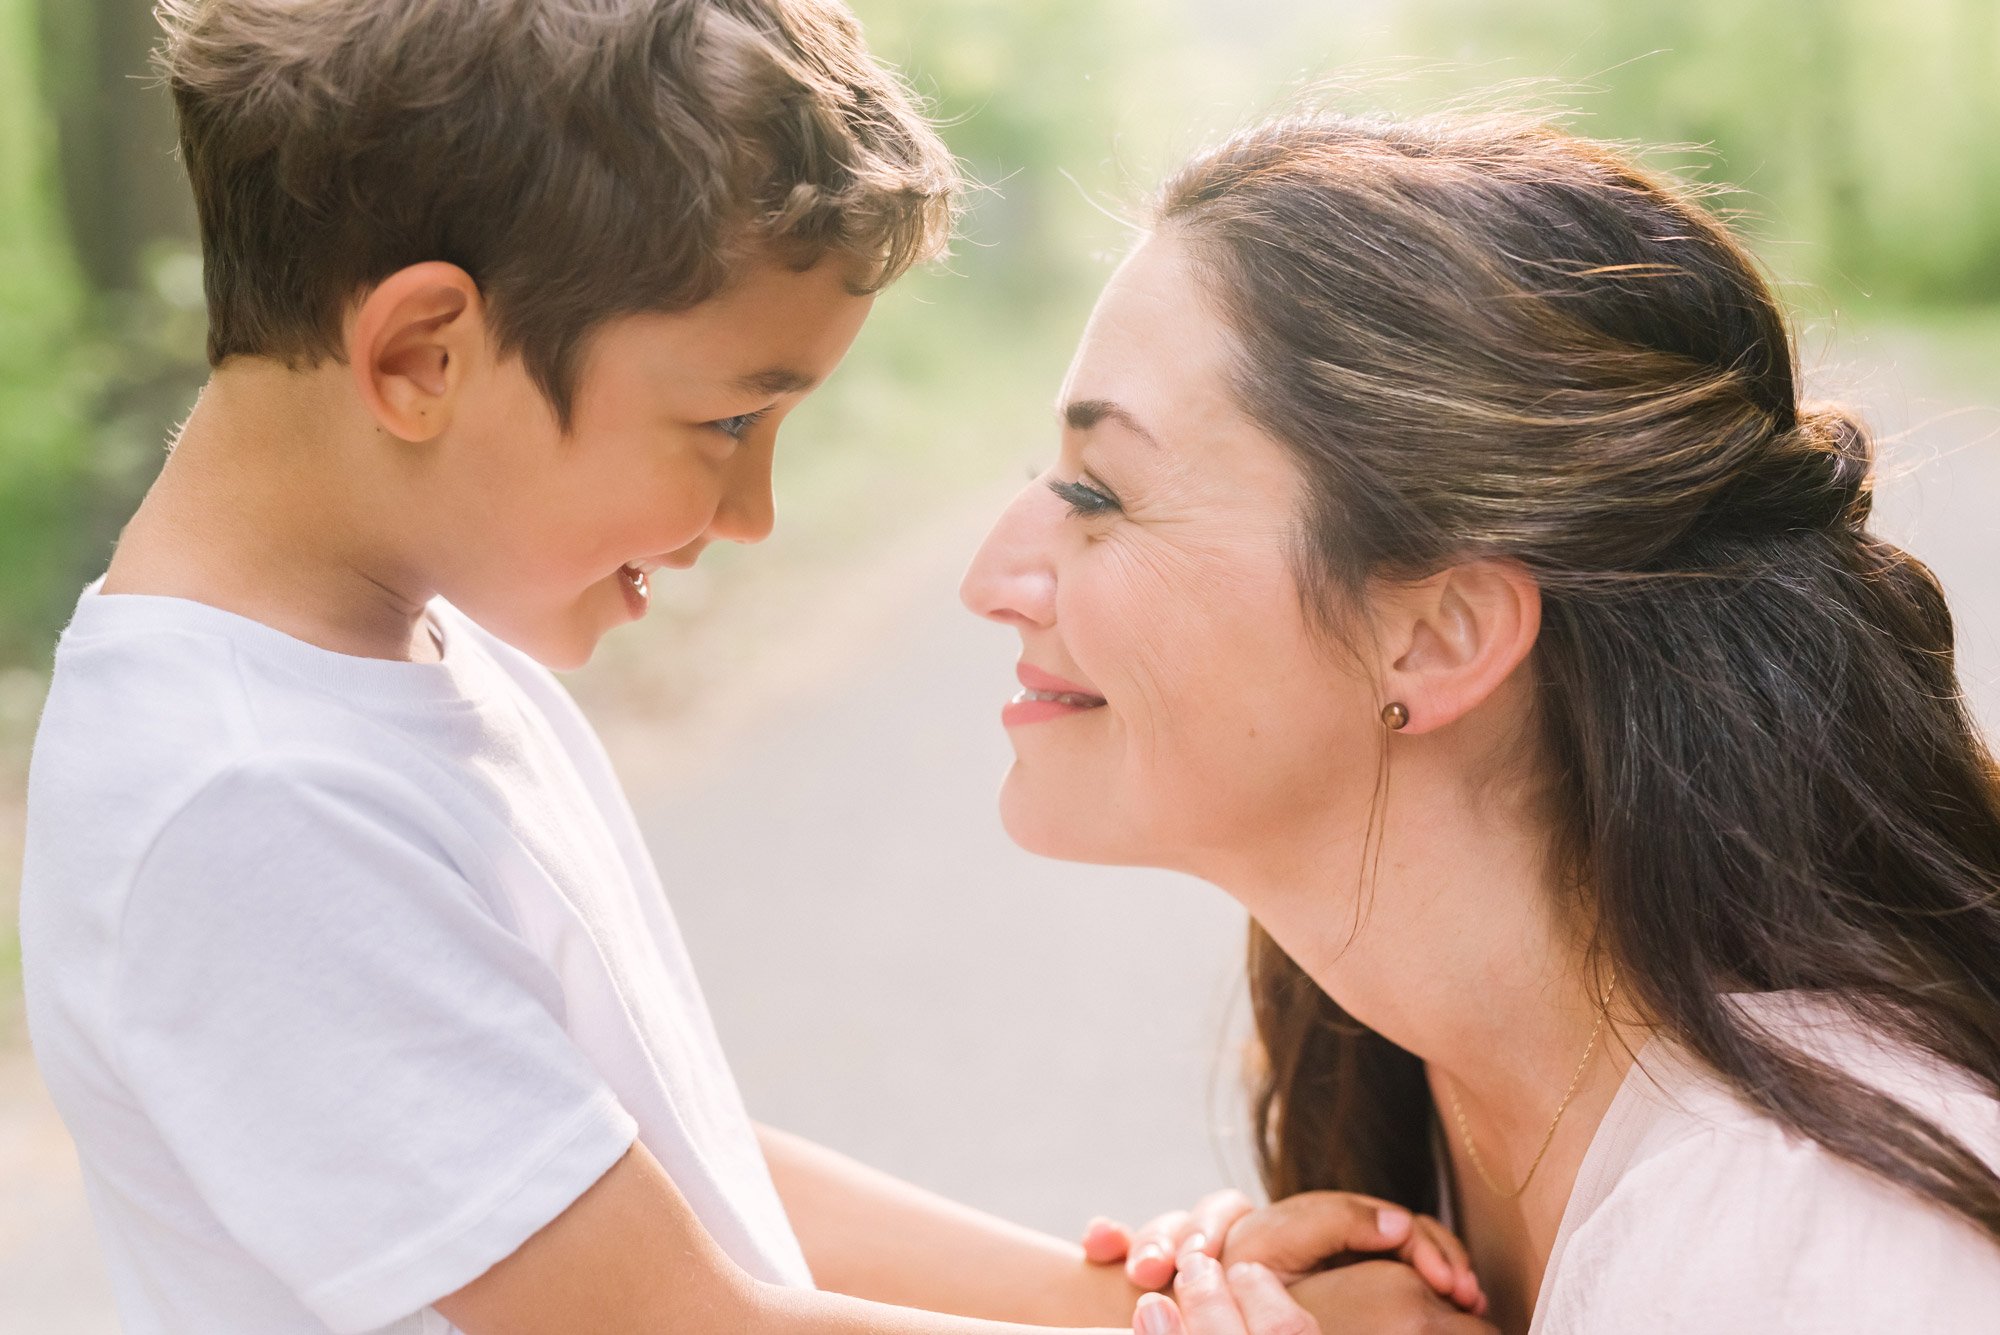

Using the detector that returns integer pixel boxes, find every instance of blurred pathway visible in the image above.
[1,333,1994,1328]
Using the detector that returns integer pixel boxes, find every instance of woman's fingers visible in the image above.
[1127,1209,1192,1289]
[1181,1189,1256,1261]
[1134,1293,1185,1335]
[1083,1216,1134,1265]
[1122,1190,1482,1316]
[1138,1254,1319,1335]
[1130,1189,1256,1289]
[1170,1253,1240,1333]
[1221,1261,1321,1335]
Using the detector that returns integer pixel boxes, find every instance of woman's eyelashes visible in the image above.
[1047,473,1122,518]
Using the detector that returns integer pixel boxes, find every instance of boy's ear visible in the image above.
[1374,559,1542,735]
[346,262,484,443]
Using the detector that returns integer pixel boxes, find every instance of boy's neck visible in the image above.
[102,362,442,663]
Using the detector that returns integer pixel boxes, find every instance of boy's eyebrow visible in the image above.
[1063,397,1160,449]
[734,367,819,396]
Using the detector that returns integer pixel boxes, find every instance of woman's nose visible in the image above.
[960,481,1059,629]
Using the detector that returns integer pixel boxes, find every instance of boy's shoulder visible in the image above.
[18,588,627,1022]
[27,585,627,890]
[37,585,455,784]
[25,587,578,883]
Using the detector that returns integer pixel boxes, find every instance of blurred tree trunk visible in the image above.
[37,0,193,297]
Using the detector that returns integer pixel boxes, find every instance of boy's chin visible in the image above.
[513,619,608,673]
[528,637,600,674]
[460,599,610,674]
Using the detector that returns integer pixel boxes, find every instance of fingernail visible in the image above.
[1136,1293,1178,1335]
[1128,1242,1167,1282]
[1227,1261,1262,1285]
[1177,1231,1210,1257]
[1377,1206,1411,1235]
[1176,1250,1221,1288]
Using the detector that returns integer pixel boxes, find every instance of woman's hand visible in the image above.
[1132,1255,1319,1335]
[1133,1255,1496,1335]
[1084,1189,1485,1315]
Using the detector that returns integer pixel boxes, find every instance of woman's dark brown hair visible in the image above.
[1155,112,2000,1240]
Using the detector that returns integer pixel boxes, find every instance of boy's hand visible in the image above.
[1083,1189,1485,1316]
[1285,1262,1497,1335]
[1131,1255,1495,1335]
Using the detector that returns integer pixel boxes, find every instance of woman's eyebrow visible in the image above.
[1062,398,1161,449]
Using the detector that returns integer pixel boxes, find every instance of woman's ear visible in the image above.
[1375,559,1542,735]
[345,262,483,443]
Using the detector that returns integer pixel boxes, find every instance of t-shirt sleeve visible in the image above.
[1547,1121,2000,1334]
[110,756,639,1333]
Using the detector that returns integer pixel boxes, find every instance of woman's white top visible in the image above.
[1532,992,2000,1333]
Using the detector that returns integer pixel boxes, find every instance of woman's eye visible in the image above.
[1047,475,1122,518]
[710,408,770,440]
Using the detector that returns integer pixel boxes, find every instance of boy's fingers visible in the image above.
[1226,1262,1321,1335]
[1222,1193,1412,1275]
[1084,1216,1134,1265]
[1406,1235,1456,1297]
[1183,1189,1255,1260]
[1128,1209,1192,1289]
[1416,1216,1471,1273]
[1407,1217,1483,1312]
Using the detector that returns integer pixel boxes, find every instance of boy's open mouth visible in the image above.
[618,563,649,601]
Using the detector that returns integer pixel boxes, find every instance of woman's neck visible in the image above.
[1209,757,1645,1332]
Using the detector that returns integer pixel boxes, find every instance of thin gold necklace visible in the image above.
[1445,968,1619,1201]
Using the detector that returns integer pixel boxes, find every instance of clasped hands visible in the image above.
[1081,1190,1492,1335]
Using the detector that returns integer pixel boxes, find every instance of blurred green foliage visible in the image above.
[1,0,95,665]
[1382,0,2000,305]
[0,0,1995,667]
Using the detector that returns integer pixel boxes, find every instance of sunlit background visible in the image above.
[3,1,1997,1328]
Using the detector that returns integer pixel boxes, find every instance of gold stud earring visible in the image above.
[1381,702,1410,731]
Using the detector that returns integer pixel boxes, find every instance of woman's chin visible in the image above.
[997,770,1128,865]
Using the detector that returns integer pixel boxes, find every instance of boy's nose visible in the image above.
[709,443,776,545]
[960,481,1058,630]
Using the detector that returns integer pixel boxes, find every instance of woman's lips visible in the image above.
[1003,662,1107,727]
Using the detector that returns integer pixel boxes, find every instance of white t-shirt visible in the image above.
[20,585,811,1334]
[1533,993,2000,1332]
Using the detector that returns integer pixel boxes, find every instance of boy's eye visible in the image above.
[1047,474,1122,518]
[710,408,771,440]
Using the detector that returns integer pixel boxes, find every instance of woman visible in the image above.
[962,111,2000,1335]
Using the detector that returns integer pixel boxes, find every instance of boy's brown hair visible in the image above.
[155,0,959,424]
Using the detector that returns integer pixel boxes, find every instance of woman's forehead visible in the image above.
[1062,235,1241,432]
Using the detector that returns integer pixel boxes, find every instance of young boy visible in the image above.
[18,2,1481,1332]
